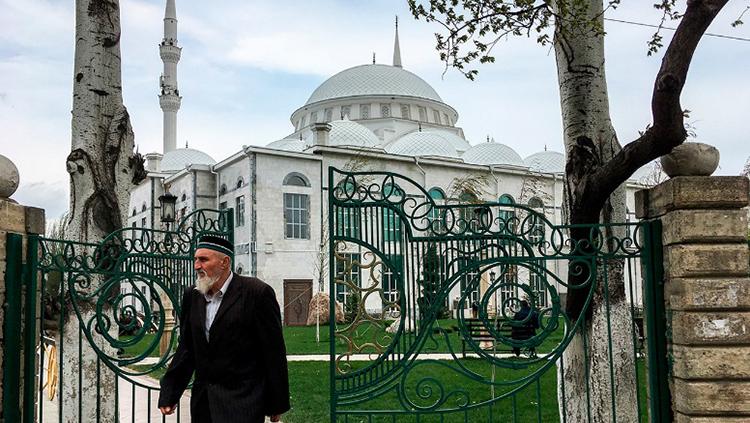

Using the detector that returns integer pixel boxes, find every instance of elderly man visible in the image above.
[158,235,290,422]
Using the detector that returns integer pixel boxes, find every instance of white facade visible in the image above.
[127,15,649,323]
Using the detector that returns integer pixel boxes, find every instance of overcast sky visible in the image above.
[2,0,749,219]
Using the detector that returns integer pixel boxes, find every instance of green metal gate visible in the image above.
[328,168,668,422]
[5,208,232,422]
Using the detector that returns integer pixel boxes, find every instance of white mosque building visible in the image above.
[128,1,648,325]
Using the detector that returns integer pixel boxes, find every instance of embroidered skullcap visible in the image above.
[197,235,233,257]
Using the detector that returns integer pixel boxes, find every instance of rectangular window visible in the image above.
[458,257,480,307]
[141,217,147,228]
[382,208,401,242]
[380,103,391,118]
[400,104,411,119]
[360,104,370,119]
[433,110,441,124]
[219,201,227,210]
[498,265,517,314]
[335,253,361,306]
[235,196,245,227]
[443,113,450,125]
[284,193,309,239]
[340,105,351,119]
[310,111,318,123]
[418,106,427,121]
[530,271,547,307]
[301,116,307,127]
[336,207,360,238]
[324,108,333,122]
[131,221,136,238]
[382,255,403,304]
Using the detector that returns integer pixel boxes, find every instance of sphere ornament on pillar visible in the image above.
[0,153,20,198]
[660,141,720,178]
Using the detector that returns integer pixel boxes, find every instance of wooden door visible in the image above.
[283,279,312,326]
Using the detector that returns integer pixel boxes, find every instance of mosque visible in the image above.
[128,1,648,325]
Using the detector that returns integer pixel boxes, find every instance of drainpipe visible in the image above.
[488,165,499,198]
[242,147,258,277]
[192,167,197,211]
[413,156,426,187]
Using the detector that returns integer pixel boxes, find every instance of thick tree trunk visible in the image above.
[551,1,637,421]
[61,1,144,421]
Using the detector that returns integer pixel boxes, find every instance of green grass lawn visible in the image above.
[133,359,648,423]
[123,318,567,358]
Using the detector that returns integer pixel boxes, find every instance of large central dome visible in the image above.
[305,64,443,105]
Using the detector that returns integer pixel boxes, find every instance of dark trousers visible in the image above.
[192,390,265,423]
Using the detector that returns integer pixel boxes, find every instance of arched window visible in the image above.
[236,177,244,189]
[382,184,403,242]
[498,194,515,234]
[283,172,311,239]
[527,197,545,244]
[131,208,137,217]
[236,264,244,275]
[427,188,445,229]
[219,183,227,195]
[181,193,187,202]
[141,202,147,212]
[283,172,310,187]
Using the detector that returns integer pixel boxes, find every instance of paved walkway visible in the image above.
[40,352,528,422]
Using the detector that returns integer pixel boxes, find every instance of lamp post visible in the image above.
[158,190,177,230]
[157,190,177,356]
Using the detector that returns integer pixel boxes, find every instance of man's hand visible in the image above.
[269,414,282,422]
[159,405,176,415]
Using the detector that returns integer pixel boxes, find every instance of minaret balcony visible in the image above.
[159,44,182,63]
[159,94,182,112]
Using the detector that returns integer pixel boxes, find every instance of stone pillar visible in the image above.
[311,122,332,147]
[636,176,750,421]
[0,154,45,422]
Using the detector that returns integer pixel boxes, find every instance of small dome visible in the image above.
[266,138,306,152]
[161,148,216,172]
[304,119,380,148]
[306,64,443,105]
[461,141,523,166]
[387,131,458,157]
[329,119,380,147]
[433,130,471,152]
[524,151,565,173]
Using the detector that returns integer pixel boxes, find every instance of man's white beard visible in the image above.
[195,271,220,295]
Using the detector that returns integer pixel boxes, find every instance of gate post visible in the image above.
[636,176,750,421]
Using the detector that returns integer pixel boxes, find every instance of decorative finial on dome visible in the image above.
[491,137,495,143]
[393,16,402,68]
[544,144,547,151]
[299,133,303,141]
[418,122,422,132]
[373,52,376,64]
[185,140,188,148]
[486,135,490,143]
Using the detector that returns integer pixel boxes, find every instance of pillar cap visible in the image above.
[635,176,749,219]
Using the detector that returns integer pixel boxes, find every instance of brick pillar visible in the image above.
[636,176,750,421]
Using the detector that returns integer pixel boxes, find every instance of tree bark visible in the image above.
[552,1,728,421]
[62,1,144,421]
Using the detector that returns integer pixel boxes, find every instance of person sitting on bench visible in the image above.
[511,300,539,357]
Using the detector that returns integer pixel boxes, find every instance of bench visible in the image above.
[461,318,537,358]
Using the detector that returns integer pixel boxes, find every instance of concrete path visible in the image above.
[39,352,531,422]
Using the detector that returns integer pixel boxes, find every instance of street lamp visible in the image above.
[158,190,177,229]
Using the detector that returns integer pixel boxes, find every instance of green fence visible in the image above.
[11,208,232,422]
[328,168,666,422]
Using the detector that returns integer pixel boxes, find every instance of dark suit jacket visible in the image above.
[158,275,290,422]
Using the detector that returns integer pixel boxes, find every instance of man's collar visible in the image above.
[202,271,233,301]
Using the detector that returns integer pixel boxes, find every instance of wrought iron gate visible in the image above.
[10,208,232,422]
[328,168,667,422]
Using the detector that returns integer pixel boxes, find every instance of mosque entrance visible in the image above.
[6,208,232,422]
[327,167,668,422]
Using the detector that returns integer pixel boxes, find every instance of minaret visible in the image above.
[393,16,402,68]
[159,0,182,153]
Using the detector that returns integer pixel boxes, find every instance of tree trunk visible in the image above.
[551,1,637,421]
[61,1,144,421]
